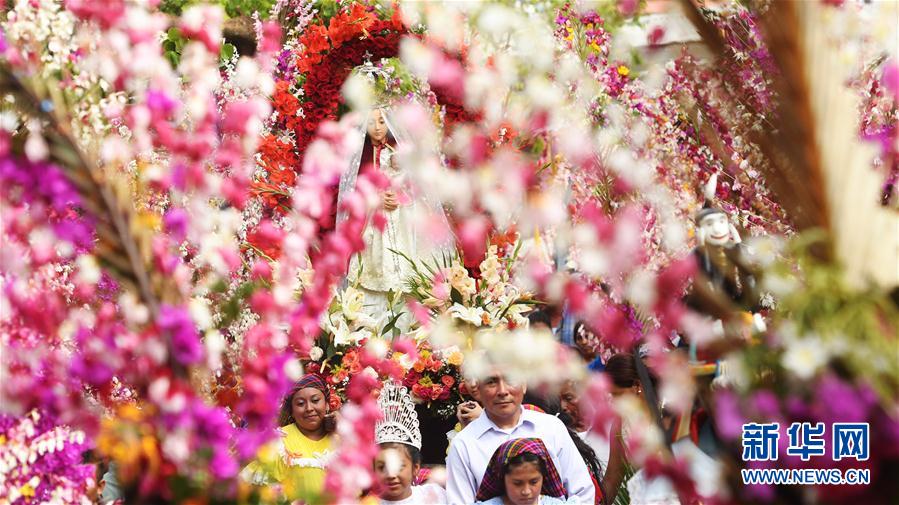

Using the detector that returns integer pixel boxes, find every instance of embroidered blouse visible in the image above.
[241,424,335,499]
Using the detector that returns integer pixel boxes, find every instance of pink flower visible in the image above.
[617,0,639,16]
[458,215,490,267]
[429,52,465,103]
[65,0,125,27]
[883,60,899,101]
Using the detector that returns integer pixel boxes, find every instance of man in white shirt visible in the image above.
[445,371,595,504]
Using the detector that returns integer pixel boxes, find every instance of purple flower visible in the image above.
[163,208,189,241]
[750,390,782,420]
[712,389,744,439]
[158,304,204,365]
[812,374,871,425]
[0,157,95,251]
[145,89,178,117]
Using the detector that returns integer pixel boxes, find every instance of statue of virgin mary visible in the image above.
[336,104,450,317]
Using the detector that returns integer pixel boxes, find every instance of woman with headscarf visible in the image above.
[242,373,337,501]
[473,438,576,505]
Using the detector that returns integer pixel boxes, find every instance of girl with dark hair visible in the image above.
[602,353,681,505]
[373,381,446,504]
[242,374,337,499]
[473,438,576,505]
[558,412,606,505]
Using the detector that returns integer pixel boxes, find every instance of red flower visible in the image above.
[329,394,342,411]
[441,375,455,387]
[343,349,361,374]
[327,5,375,46]
[245,219,284,259]
[301,24,329,54]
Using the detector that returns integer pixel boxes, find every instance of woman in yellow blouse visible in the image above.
[243,374,337,501]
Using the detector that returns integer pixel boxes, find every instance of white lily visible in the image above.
[340,286,366,321]
[333,318,371,347]
[449,304,487,326]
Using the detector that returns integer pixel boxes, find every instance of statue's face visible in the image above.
[700,212,731,246]
[367,108,387,143]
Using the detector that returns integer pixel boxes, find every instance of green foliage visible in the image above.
[315,0,340,22]
[158,0,192,16]
[159,0,276,18]
[372,58,422,100]
[614,457,637,505]
[221,0,276,18]
[214,279,261,330]
[161,28,238,68]
[741,232,899,406]
[162,27,187,68]
[220,42,236,63]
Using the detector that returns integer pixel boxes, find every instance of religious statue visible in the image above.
[337,105,450,319]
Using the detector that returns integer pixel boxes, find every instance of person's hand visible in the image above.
[456,401,482,427]
[383,190,398,211]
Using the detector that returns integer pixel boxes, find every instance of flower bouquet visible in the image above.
[307,285,403,406]
[401,343,465,419]
[400,245,537,330]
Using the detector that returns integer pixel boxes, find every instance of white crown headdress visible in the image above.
[375,381,421,450]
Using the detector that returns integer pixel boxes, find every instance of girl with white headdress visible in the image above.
[373,381,447,504]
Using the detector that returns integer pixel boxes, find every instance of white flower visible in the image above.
[342,72,374,112]
[449,262,477,299]
[782,337,829,380]
[309,346,324,361]
[189,297,213,330]
[396,352,415,370]
[284,359,304,381]
[504,303,532,325]
[449,304,487,326]
[365,337,389,359]
[333,319,370,347]
[340,286,366,321]
[75,255,101,285]
[205,330,225,370]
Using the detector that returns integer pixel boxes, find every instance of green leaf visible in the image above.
[381,312,402,337]
[450,287,463,305]
[220,42,236,63]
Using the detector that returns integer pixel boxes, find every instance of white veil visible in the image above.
[335,104,455,286]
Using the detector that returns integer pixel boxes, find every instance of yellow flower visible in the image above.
[447,350,464,367]
[617,65,630,77]
[589,41,601,52]
[20,484,35,497]
[564,28,573,41]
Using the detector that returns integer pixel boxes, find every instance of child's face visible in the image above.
[503,461,543,505]
[374,446,417,501]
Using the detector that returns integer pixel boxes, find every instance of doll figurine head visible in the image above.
[696,207,739,247]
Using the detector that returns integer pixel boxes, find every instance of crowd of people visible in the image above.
[222,312,726,505]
